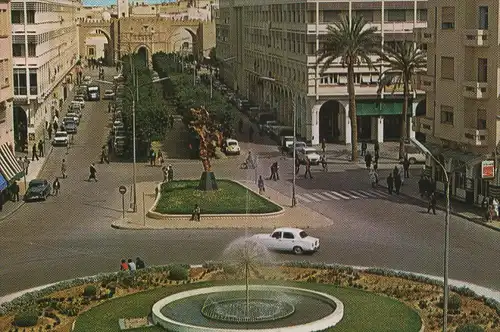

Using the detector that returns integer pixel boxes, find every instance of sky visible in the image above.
[83,0,172,7]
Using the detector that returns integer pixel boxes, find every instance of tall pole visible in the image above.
[129,54,137,212]
[443,171,450,331]
[292,90,297,207]
[193,61,197,86]
[210,68,213,99]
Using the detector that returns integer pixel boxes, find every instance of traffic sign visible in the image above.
[119,185,127,195]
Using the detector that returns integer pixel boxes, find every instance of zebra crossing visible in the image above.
[295,188,393,203]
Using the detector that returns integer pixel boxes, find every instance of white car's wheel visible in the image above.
[293,246,303,255]
[409,158,417,164]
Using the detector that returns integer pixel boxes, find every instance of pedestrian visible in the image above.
[361,141,367,156]
[169,115,175,129]
[304,158,313,179]
[427,192,437,214]
[150,149,156,166]
[190,204,201,221]
[11,181,19,202]
[38,140,44,157]
[271,161,279,181]
[108,103,112,113]
[88,163,97,182]
[493,197,499,220]
[23,156,30,174]
[321,138,326,154]
[295,157,300,175]
[18,157,24,173]
[364,151,372,169]
[418,176,426,197]
[403,157,410,178]
[128,258,136,276]
[374,141,380,159]
[394,173,402,195]
[52,177,60,196]
[320,155,328,172]
[162,166,168,182]
[32,143,38,161]
[157,150,164,166]
[258,175,265,195]
[53,120,58,133]
[135,257,145,269]
[47,125,52,140]
[392,165,399,178]
[120,259,129,271]
[369,170,378,188]
[167,165,174,182]
[61,159,67,178]
[372,160,378,172]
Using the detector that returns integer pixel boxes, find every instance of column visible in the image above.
[377,116,384,143]
[344,103,351,144]
[370,117,377,141]
[311,104,321,145]
[409,100,418,139]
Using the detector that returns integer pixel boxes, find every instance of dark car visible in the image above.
[65,121,77,134]
[24,179,51,201]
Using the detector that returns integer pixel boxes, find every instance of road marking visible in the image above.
[310,192,330,200]
[351,190,368,198]
[295,194,312,203]
[367,190,388,198]
[303,193,322,202]
[341,191,360,199]
[358,190,379,198]
[322,192,341,200]
[329,191,351,199]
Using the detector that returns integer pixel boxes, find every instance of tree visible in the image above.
[317,15,381,162]
[377,41,426,159]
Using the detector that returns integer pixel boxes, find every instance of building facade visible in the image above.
[415,0,500,205]
[11,0,80,152]
[216,0,427,146]
[0,0,14,148]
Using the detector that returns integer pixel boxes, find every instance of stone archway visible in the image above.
[319,100,344,143]
[13,106,27,152]
[136,45,149,67]
[83,28,113,66]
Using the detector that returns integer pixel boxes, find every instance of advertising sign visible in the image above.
[481,160,495,179]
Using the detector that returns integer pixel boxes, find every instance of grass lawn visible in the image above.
[154,179,282,214]
[73,281,422,332]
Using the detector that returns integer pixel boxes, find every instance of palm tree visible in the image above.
[377,41,427,160]
[317,15,381,161]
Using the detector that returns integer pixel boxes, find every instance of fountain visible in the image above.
[151,237,345,331]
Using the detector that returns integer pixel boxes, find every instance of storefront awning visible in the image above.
[0,143,24,182]
[356,100,404,116]
[441,150,482,164]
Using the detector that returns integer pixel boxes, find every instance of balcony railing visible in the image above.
[416,117,433,135]
[464,29,488,47]
[417,74,434,92]
[306,21,426,34]
[462,81,488,99]
[464,128,488,146]
[415,28,434,44]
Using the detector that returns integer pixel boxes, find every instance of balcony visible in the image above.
[415,28,434,44]
[462,81,488,99]
[306,21,425,35]
[464,128,488,146]
[416,117,433,135]
[417,74,434,92]
[464,29,488,47]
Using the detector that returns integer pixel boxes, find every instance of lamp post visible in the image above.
[96,75,170,212]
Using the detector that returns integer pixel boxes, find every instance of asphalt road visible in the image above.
[0,68,498,297]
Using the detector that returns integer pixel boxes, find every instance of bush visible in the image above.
[439,293,461,312]
[82,285,97,297]
[168,264,189,281]
[455,324,485,332]
[13,311,38,327]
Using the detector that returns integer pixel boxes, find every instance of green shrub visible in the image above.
[455,324,485,332]
[449,294,462,312]
[168,264,189,280]
[13,311,38,327]
[82,285,97,297]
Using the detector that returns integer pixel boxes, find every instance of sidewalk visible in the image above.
[111,180,333,230]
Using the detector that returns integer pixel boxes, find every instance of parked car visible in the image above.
[297,147,321,165]
[223,138,241,155]
[288,141,307,156]
[52,131,68,146]
[400,145,427,164]
[64,121,77,134]
[66,112,80,125]
[69,104,82,118]
[82,76,92,85]
[103,89,115,100]
[73,97,85,108]
[281,136,295,152]
[252,227,320,255]
[24,179,52,202]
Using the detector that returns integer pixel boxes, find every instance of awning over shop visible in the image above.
[356,100,404,116]
[0,143,24,181]
[441,150,483,164]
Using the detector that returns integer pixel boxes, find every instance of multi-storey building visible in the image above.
[0,0,14,148]
[216,0,427,146]
[11,0,80,151]
[415,0,500,205]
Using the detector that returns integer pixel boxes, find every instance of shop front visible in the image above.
[0,142,25,207]
[355,100,405,142]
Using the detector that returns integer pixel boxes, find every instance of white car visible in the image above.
[73,97,85,108]
[252,227,320,255]
[224,138,241,155]
[103,89,115,100]
[52,131,68,146]
[289,141,307,155]
[66,112,80,125]
[82,76,92,85]
[400,145,427,164]
[297,147,321,165]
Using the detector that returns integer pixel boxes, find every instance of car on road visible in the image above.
[399,145,427,164]
[288,141,307,156]
[52,131,68,146]
[64,121,77,134]
[66,112,80,125]
[24,179,51,202]
[223,138,241,155]
[82,76,92,85]
[297,147,321,165]
[252,227,320,255]
[73,97,85,108]
[69,104,82,118]
[103,89,115,100]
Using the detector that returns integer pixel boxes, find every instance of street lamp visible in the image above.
[95,76,170,212]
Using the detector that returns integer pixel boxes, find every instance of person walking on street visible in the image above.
[320,155,328,172]
[258,175,265,195]
[295,157,300,175]
[403,156,410,178]
[38,140,44,157]
[47,125,52,140]
[369,170,378,188]
[394,173,402,195]
[304,158,313,179]
[427,192,437,214]
[364,151,372,169]
[167,165,174,182]
[270,161,279,181]
[374,141,380,160]
[61,159,67,178]
[149,149,156,166]
[361,141,367,156]
[493,197,499,220]
[11,181,20,201]
[386,173,394,194]
[88,163,97,182]
[23,156,30,174]
[169,114,175,129]
[162,166,168,182]
[157,150,164,167]
[321,138,326,154]
[52,178,61,196]
[32,143,38,161]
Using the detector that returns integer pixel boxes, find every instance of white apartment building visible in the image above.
[11,0,80,151]
[415,0,500,205]
[216,0,427,146]
[0,0,14,149]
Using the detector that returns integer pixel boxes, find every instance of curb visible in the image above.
[111,221,289,230]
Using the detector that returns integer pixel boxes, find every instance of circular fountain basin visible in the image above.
[151,285,344,332]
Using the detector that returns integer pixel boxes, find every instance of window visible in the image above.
[387,10,406,22]
[0,9,9,36]
[477,109,486,129]
[13,69,27,95]
[283,232,294,239]
[478,6,488,29]
[440,105,454,125]
[11,10,23,24]
[441,7,455,29]
[477,58,487,82]
[12,44,25,57]
[29,70,37,95]
[441,56,454,80]
[271,232,281,239]
[355,10,373,22]
[417,9,427,21]
[26,10,35,24]
[28,43,36,57]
